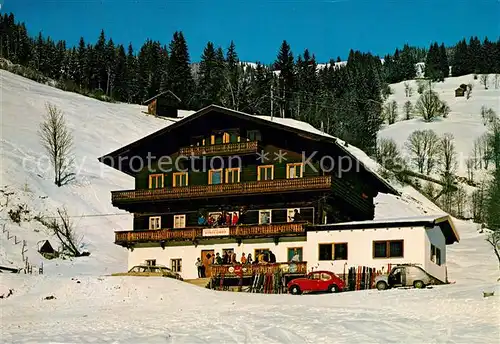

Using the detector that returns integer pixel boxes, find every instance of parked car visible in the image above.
[287,271,345,295]
[112,265,183,280]
[375,264,440,290]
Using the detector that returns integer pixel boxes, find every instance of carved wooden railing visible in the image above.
[211,262,307,276]
[179,141,259,156]
[115,222,306,245]
[112,175,332,203]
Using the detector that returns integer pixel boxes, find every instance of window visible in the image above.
[309,272,321,280]
[209,169,223,184]
[173,172,188,187]
[223,132,230,144]
[247,130,261,141]
[286,163,303,179]
[173,215,186,229]
[191,135,206,146]
[431,244,442,266]
[373,240,404,258]
[149,174,164,189]
[145,259,156,266]
[149,216,161,230]
[225,168,241,183]
[334,243,348,260]
[318,243,348,260]
[320,272,332,281]
[259,210,271,224]
[257,165,274,181]
[171,259,182,272]
[287,247,303,262]
[287,208,300,222]
[318,244,333,261]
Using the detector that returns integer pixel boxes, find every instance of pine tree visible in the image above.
[166,31,195,108]
[274,40,295,117]
[105,38,116,96]
[438,43,449,79]
[125,43,139,103]
[451,39,469,76]
[75,37,86,89]
[468,36,482,74]
[425,42,443,81]
[94,29,107,90]
[112,44,127,101]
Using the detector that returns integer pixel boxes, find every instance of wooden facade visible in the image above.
[99,105,399,250]
[144,90,182,118]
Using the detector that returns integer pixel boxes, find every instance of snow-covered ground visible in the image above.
[1,70,499,343]
[379,74,500,177]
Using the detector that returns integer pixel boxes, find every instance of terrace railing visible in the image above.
[111,175,331,203]
[179,141,259,156]
[115,222,306,245]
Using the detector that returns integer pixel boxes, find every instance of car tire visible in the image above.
[376,281,388,291]
[328,284,339,293]
[289,285,301,295]
[414,280,425,289]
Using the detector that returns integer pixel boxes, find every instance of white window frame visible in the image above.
[173,214,186,229]
[258,209,272,224]
[149,216,161,230]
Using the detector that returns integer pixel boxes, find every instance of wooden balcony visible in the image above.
[211,262,307,277]
[112,175,332,204]
[179,141,259,156]
[115,222,306,246]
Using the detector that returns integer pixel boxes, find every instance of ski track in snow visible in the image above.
[0,70,499,343]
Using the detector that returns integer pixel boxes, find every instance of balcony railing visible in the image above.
[112,175,332,203]
[179,141,259,156]
[211,262,307,277]
[115,222,306,246]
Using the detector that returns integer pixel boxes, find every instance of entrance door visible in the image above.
[201,250,215,278]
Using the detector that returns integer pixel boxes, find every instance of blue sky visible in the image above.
[5,0,500,63]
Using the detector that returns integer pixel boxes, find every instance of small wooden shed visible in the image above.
[143,90,182,118]
[455,87,465,97]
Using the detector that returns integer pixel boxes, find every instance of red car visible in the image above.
[287,271,345,295]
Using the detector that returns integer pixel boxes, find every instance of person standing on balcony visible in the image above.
[232,212,239,225]
[269,250,276,263]
[195,258,203,278]
[241,253,247,264]
[198,214,207,226]
[246,253,253,264]
[293,209,302,222]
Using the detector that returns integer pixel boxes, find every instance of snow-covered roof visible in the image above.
[308,214,460,244]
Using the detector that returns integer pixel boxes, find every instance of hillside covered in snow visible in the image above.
[0,70,499,343]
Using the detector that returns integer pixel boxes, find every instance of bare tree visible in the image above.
[403,100,413,120]
[415,90,442,122]
[39,103,75,187]
[404,82,413,97]
[440,100,451,118]
[376,138,403,171]
[454,186,467,218]
[40,208,83,257]
[480,74,489,89]
[440,133,457,175]
[384,100,398,124]
[466,157,475,182]
[486,230,500,270]
[405,130,428,173]
[466,83,473,99]
[471,185,486,223]
[423,130,440,175]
